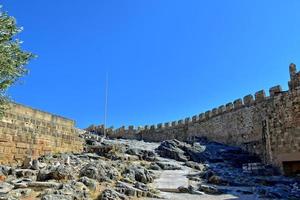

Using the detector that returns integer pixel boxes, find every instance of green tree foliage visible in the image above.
[0,5,34,114]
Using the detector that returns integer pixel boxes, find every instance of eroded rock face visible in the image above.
[39,181,90,200]
[0,138,299,200]
[122,165,154,184]
[154,138,300,199]
[80,160,120,182]
[0,182,14,195]
[125,148,157,161]
[99,189,128,200]
[156,139,260,166]
[37,165,74,181]
[78,176,98,191]
[155,139,189,162]
[155,162,181,170]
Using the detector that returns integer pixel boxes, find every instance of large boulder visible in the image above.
[155,140,189,162]
[37,165,74,181]
[99,189,128,200]
[198,184,224,195]
[80,161,120,182]
[125,148,157,161]
[122,165,154,184]
[156,138,261,168]
[40,181,89,200]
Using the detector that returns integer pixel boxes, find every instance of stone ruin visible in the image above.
[98,63,300,176]
[0,63,299,177]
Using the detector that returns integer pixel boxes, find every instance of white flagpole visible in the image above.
[103,72,109,140]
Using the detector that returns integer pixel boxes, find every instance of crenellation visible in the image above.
[212,108,218,116]
[289,63,297,79]
[233,98,243,109]
[164,122,170,127]
[178,119,184,125]
[185,117,191,124]
[157,123,163,129]
[226,102,233,112]
[171,121,178,126]
[269,85,282,97]
[218,105,226,114]
[150,125,156,129]
[192,115,199,122]
[205,111,212,119]
[107,64,300,175]
[199,113,205,121]
[255,90,266,102]
[128,125,134,131]
[243,94,254,106]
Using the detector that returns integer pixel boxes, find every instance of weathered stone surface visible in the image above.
[9,188,32,199]
[0,182,13,195]
[198,184,224,194]
[0,103,83,165]
[155,140,189,162]
[40,181,89,200]
[155,161,181,170]
[185,161,203,170]
[122,165,154,184]
[99,189,128,200]
[107,65,300,174]
[125,148,157,161]
[80,161,120,182]
[156,139,260,167]
[78,176,98,191]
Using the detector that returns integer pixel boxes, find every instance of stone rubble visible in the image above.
[0,137,299,199]
[156,138,300,199]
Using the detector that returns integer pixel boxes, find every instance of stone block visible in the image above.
[233,99,243,109]
[205,111,212,119]
[16,142,29,149]
[171,121,177,126]
[243,94,254,106]
[226,103,233,111]
[269,85,282,96]
[212,108,218,116]
[157,123,163,129]
[199,113,205,121]
[185,117,191,124]
[178,120,184,125]
[218,105,226,114]
[192,115,199,122]
[255,90,266,102]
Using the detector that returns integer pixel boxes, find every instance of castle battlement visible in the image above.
[103,64,300,175]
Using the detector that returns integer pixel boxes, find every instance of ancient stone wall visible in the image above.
[0,103,83,165]
[108,64,300,173]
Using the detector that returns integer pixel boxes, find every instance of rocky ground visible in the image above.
[0,137,299,200]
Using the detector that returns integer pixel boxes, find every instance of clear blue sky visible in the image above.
[3,1,300,128]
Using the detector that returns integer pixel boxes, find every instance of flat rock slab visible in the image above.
[154,169,190,192]
[151,156,196,190]
[146,192,256,200]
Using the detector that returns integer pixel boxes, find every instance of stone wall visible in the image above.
[0,103,83,165]
[108,63,300,173]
